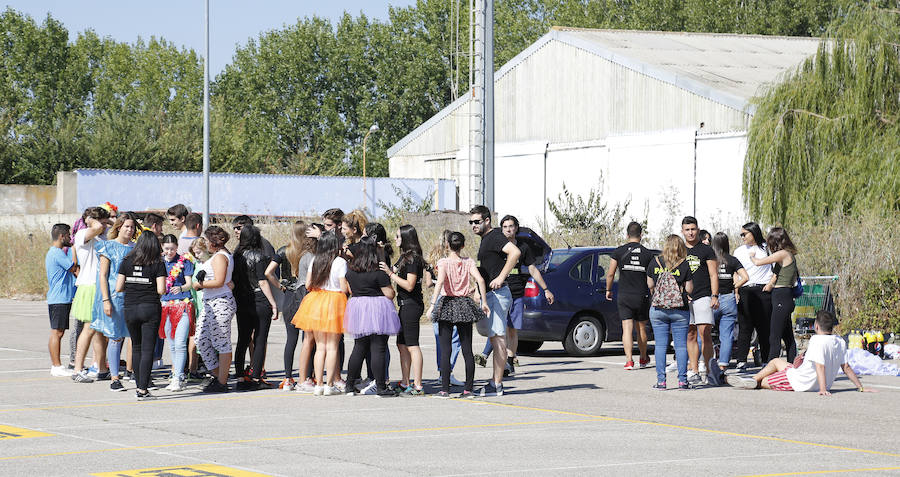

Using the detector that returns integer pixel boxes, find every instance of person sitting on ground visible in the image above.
[727,310,874,395]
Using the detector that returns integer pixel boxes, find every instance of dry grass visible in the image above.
[5,211,898,332]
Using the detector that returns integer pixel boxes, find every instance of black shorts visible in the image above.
[617,293,650,321]
[48,304,71,330]
[396,301,424,347]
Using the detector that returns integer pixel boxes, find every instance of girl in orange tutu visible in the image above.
[292,230,348,395]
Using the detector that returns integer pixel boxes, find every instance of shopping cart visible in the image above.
[792,275,838,349]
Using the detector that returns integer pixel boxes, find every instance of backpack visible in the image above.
[651,257,685,309]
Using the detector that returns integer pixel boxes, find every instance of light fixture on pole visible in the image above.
[362,123,380,207]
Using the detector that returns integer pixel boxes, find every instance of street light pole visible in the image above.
[362,124,379,209]
[202,0,210,228]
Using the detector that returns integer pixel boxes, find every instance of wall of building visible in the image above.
[0,184,57,214]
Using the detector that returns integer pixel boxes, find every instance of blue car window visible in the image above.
[547,250,578,271]
[596,253,612,281]
[569,255,593,282]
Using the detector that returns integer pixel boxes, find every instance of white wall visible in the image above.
[490,130,748,239]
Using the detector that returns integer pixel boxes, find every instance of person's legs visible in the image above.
[754,358,789,388]
[187,336,199,374]
[457,322,475,392]
[622,319,635,363]
[486,288,511,385]
[398,303,424,389]
[506,297,524,359]
[698,323,713,369]
[481,337,493,357]
[107,338,123,377]
[717,293,738,369]
[450,325,461,371]
[167,313,190,382]
[69,319,83,366]
[313,331,327,385]
[686,324,699,373]
[433,322,442,371]
[346,336,368,386]
[438,321,453,392]
[754,289,772,362]
[397,343,410,386]
[139,316,160,391]
[126,318,144,388]
[324,332,340,386]
[370,335,389,391]
[234,307,255,377]
[649,308,670,384]
[298,331,314,383]
[670,311,691,385]
[250,297,271,380]
[768,289,794,361]
[210,295,235,386]
[195,300,218,375]
[635,320,649,361]
[49,329,65,367]
[283,314,300,380]
[73,326,95,373]
[734,287,754,365]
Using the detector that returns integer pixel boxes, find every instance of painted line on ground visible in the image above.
[740,466,900,476]
[454,399,900,458]
[0,418,603,461]
[0,392,303,413]
[868,384,900,390]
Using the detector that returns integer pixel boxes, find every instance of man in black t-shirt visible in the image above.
[470,205,521,397]
[606,222,653,370]
[682,216,719,386]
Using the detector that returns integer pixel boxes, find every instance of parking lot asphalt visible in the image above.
[1,298,899,476]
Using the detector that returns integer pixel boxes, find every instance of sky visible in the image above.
[4,1,417,74]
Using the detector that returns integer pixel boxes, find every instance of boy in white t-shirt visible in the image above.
[727,311,874,395]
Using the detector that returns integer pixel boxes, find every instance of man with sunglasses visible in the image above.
[469,206,521,397]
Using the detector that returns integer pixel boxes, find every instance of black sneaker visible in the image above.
[123,370,135,381]
[376,388,397,398]
[72,371,94,383]
[136,389,156,400]
[110,380,126,392]
[95,371,112,381]
[203,380,230,393]
[147,380,159,391]
[188,371,206,382]
[506,357,516,376]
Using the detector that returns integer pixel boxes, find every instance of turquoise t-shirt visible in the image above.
[45,247,76,304]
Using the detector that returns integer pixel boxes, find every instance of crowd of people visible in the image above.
[42,203,871,400]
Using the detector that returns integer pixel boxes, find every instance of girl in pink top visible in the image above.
[427,232,488,398]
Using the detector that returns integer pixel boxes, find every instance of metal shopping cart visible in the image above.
[792,275,838,350]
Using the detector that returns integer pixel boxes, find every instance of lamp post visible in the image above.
[362,124,380,207]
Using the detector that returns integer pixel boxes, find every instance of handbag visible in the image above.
[791,259,804,299]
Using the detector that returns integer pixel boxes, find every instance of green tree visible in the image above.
[743,4,900,225]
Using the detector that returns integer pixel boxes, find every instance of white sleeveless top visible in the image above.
[201,250,234,299]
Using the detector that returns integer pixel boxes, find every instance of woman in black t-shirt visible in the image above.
[345,238,400,396]
[711,233,749,372]
[232,225,278,389]
[116,232,166,400]
[646,235,694,390]
[381,224,426,396]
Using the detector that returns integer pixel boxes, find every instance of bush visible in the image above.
[840,271,900,333]
[546,176,631,246]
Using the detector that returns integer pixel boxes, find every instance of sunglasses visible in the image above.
[468,219,483,225]
[233,225,243,231]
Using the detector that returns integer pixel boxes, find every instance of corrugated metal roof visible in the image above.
[388,28,820,158]
[554,28,821,107]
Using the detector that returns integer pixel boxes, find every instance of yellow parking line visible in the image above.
[741,467,900,476]
[0,418,602,461]
[456,400,900,459]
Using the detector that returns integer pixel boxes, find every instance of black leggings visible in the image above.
[282,287,305,379]
[125,303,162,391]
[347,334,389,391]
[735,286,772,363]
[439,321,474,392]
[235,293,271,378]
[768,288,797,362]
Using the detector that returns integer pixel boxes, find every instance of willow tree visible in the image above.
[743,5,900,226]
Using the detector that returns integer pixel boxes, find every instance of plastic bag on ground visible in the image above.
[843,348,900,376]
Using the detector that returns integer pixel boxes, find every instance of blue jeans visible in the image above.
[164,312,190,381]
[650,307,690,384]
[433,322,460,372]
[485,286,512,337]
[713,293,738,367]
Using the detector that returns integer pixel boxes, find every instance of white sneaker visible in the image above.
[166,379,185,392]
[313,385,324,396]
[698,361,707,374]
[726,375,758,389]
[50,366,73,377]
[665,362,678,373]
[449,374,464,387]
[295,379,316,394]
[323,385,339,396]
[360,381,378,395]
[333,379,346,393]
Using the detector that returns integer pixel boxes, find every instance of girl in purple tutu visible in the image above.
[344,237,401,397]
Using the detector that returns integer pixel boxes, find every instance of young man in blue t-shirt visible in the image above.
[45,224,78,377]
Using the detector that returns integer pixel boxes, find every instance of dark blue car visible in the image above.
[476,228,654,356]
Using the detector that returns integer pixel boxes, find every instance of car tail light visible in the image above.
[524,280,539,298]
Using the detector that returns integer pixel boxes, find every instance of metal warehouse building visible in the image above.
[388,27,820,232]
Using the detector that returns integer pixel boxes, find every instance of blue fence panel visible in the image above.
[74,169,456,218]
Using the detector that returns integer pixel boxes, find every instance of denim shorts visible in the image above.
[485,286,512,337]
[507,297,524,329]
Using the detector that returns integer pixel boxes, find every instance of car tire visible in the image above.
[563,315,604,356]
[516,340,543,354]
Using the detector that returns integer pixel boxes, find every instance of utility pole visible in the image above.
[202,0,210,228]
[468,0,494,209]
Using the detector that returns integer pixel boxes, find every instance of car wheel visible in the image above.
[516,340,543,354]
[563,315,604,356]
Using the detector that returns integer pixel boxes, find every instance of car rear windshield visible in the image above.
[546,250,579,271]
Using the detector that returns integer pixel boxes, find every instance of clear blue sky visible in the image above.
[4,1,417,74]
